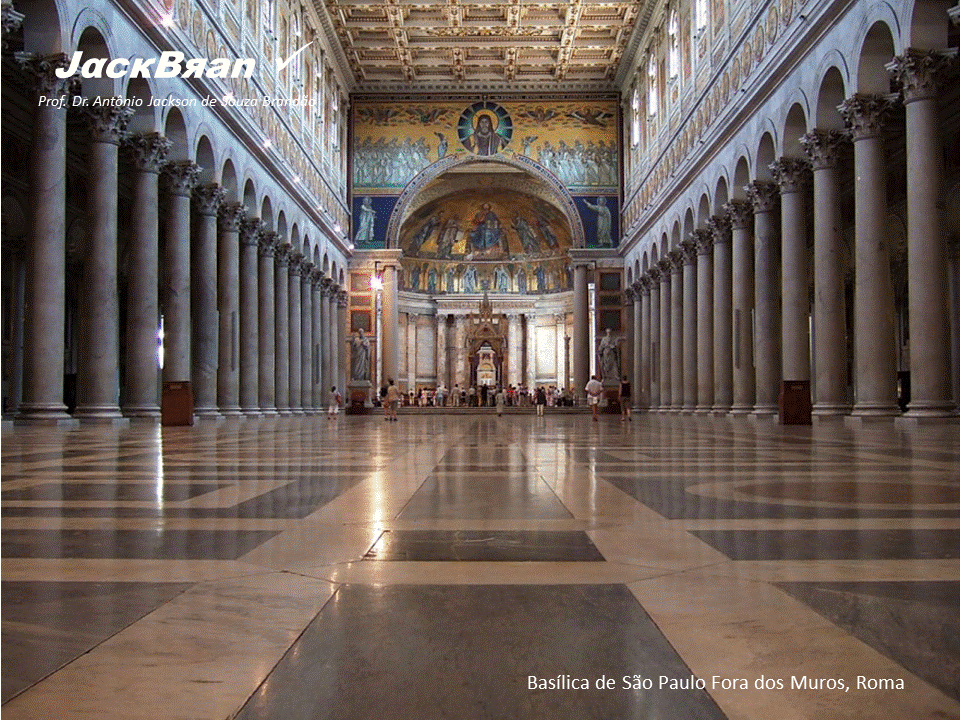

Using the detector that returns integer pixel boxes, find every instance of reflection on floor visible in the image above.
[2,413,958,719]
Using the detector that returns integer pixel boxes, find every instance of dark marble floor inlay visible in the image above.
[234,584,727,720]
[690,529,960,561]
[776,581,960,702]
[2,482,227,502]
[1,580,193,702]
[1,529,278,559]
[399,473,572,520]
[363,530,605,561]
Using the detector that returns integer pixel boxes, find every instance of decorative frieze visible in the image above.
[723,199,753,230]
[161,161,201,198]
[125,133,172,174]
[745,180,779,214]
[838,94,895,140]
[800,129,849,170]
[887,49,957,103]
[770,157,811,193]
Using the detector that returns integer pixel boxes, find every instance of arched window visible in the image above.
[647,53,658,117]
[695,0,708,34]
[668,10,679,80]
[630,84,640,146]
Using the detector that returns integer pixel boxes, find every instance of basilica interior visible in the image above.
[2,0,959,716]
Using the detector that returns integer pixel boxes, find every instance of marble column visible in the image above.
[14,54,76,424]
[405,313,417,391]
[122,133,171,419]
[839,94,899,417]
[725,199,755,414]
[632,284,642,409]
[258,232,278,414]
[74,106,132,421]
[681,241,698,412]
[638,278,652,410]
[555,313,567,387]
[692,230,714,413]
[320,279,333,402]
[669,251,684,411]
[801,129,850,416]
[949,236,960,410]
[572,262,589,401]
[888,51,955,417]
[310,271,323,409]
[160,161,201,385]
[658,258,672,411]
[274,242,290,414]
[300,261,314,411]
[192,183,224,417]
[338,290,349,403]
[287,251,303,414]
[648,268,662,408]
[526,312,538,389]
[623,293,635,391]
[746,180,781,417]
[507,314,520,387]
[238,218,261,415]
[217,202,244,416]
[709,215,733,413]
[381,264,399,384]
[771,158,812,384]
[436,315,447,394]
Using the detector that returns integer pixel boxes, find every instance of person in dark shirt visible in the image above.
[619,374,632,421]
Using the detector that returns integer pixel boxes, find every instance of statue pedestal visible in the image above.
[347,381,373,413]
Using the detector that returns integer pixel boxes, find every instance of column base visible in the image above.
[14,404,78,426]
[748,407,778,421]
[241,408,263,417]
[812,404,851,417]
[219,407,243,417]
[275,408,293,416]
[710,406,731,416]
[849,403,900,419]
[903,401,957,418]
[75,405,129,425]
[259,407,278,416]
[729,404,753,416]
[194,407,222,418]
[123,406,160,420]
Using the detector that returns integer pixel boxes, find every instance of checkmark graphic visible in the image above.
[277,41,312,73]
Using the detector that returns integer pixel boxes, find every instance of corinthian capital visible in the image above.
[193,183,225,217]
[2,2,25,46]
[240,217,263,246]
[800,129,849,170]
[887,49,958,103]
[691,228,713,256]
[745,180,779,214]
[125,133,172,173]
[723,199,753,230]
[161,160,201,197]
[647,267,661,285]
[707,214,732,244]
[79,105,133,145]
[838,93,896,140]
[15,52,79,98]
[770,157,811,193]
[259,231,279,257]
[218,202,245,232]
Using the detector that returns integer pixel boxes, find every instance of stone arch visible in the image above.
[385,154,587,250]
[19,0,66,53]
[242,179,257,216]
[732,157,751,200]
[194,135,216,184]
[713,173,729,212]
[683,207,695,240]
[260,196,274,232]
[855,20,899,93]
[74,25,114,99]
[756,133,777,180]
[162,107,188,162]
[697,191,711,228]
[905,0,953,48]
[124,78,157,134]
[276,210,288,245]
[782,103,809,157]
[221,160,239,204]
[815,64,849,129]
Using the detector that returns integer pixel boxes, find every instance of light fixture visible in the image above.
[370,261,383,290]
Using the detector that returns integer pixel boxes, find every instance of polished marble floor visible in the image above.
[2,412,959,719]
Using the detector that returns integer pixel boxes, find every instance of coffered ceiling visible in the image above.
[315,0,651,94]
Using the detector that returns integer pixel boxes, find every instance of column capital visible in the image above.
[745,179,779,214]
[634,279,649,296]
[624,287,636,303]
[691,228,713,256]
[321,276,335,294]
[240,217,263,246]
[887,49,958,103]
[161,160,201,197]
[309,268,324,286]
[800,129,850,170]
[647,267,661,286]
[657,257,673,277]
[218,202,245,232]
[259,231,279,257]
[288,251,305,275]
[723,199,753,230]
[275,242,291,267]
[680,239,698,265]
[949,4,959,26]
[770,157,811,193]
[2,3,25,46]
[193,183,225,216]
[337,290,349,308]
[15,52,79,97]
[707,214,732,244]
[78,104,133,145]
[838,93,896,140]
[124,132,172,173]
[298,259,315,278]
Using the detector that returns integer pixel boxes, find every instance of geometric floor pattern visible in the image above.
[2,412,959,719]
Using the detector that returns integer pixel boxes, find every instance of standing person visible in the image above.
[585,374,604,422]
[619,375,632,421]
[453,383,461,407]
[496,387,506,416]
[535,386,547,416]
[328,386,342,418]
[384,378,401,421]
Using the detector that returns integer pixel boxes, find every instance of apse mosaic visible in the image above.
[398,188,573,295]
